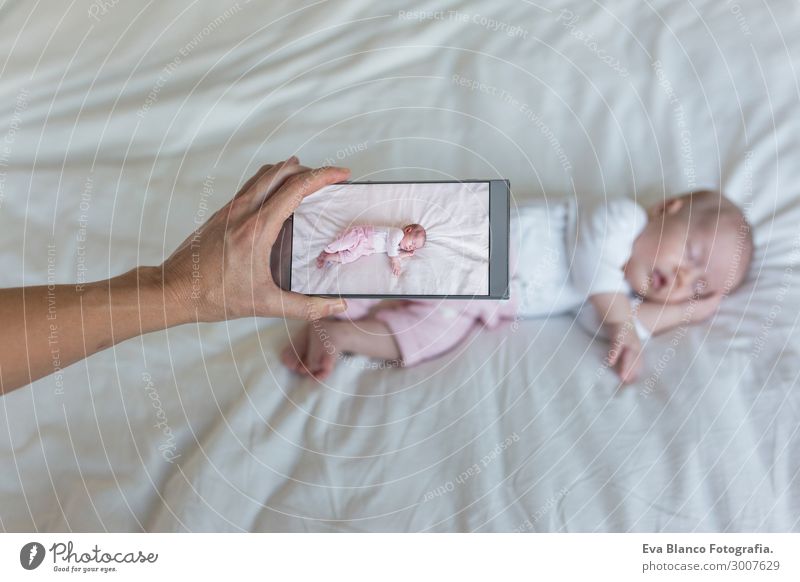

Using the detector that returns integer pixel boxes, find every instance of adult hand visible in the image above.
[162,157,350,322]
[0,156,351,395]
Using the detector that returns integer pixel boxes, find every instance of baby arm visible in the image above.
[282,317,401,381]
[389,256,402,276]
[635,293,722,335]
[589,292,642,384]
[389,250,414,276]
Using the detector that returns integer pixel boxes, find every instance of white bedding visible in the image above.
[1,0,799,532]
[290,182,490,296]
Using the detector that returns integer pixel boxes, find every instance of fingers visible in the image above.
[607,341,621,367]
[617,347,641,384]
[261,165,351,244]
[233,163,274,200]
[618,348,633,383]
[233,157,306,211]
[271,290,348,321]
[615,348,629,382]
[248,157,312,209]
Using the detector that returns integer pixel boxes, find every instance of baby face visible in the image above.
[401,225,426,251]
[625,201,741,304]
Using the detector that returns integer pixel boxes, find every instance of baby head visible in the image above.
[625,190,753,304]
[401,224,427,251]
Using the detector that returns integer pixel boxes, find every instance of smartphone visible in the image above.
[271,180,510,299]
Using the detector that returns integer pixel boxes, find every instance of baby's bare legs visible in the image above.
[316,250,352,268]
[316,251,336,268]
[281,317,401,380]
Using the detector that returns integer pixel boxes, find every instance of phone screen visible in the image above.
[289,181,492,297]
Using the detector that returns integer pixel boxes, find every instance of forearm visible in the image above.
[0,266,190,394]
[635,301,690,336]
[589,292,633,326]
[326,318,401,360]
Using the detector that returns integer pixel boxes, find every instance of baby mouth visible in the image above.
[650,268,667,291]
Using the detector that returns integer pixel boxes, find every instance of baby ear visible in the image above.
[665,197,686,215]
[648,197,684,218]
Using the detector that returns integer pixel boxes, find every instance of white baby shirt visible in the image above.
[371,227,405,258]
[512,197,650,339]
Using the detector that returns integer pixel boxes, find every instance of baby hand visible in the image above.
[605,321,642,384]
[687,292,723,322]
[390,257,402,276]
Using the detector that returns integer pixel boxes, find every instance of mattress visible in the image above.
[1,0,798,532]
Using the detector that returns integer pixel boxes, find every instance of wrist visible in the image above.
[74,267,192,355]
[604,316,636,334]
[128,266,195,329]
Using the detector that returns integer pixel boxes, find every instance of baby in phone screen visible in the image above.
[316,223,427,276]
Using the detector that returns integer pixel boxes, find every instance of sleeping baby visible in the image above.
[316,223,427,276]
[287,191,753,384]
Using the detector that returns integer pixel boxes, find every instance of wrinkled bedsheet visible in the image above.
[1,0,798,532]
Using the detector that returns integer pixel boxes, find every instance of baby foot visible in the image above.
[282,321,339,380]
[302,321,338,380]
[281,324,310,373]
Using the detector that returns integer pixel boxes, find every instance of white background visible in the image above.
[0,534,798,581]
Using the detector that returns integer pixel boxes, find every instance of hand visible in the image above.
[161,157,351,322]
[686,292,723,322]
[390,257,402,276]
[605,320,642,384]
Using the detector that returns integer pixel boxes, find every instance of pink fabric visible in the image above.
[336,298,382,320]
[330,242,520,367]
[324,225,375,264]
[337,297,519,367]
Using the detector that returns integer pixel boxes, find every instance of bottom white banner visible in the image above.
[1,533,797,581]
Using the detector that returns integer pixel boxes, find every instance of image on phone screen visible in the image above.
[273,180,509,299]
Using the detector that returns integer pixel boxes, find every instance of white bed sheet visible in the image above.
[1,0,799,532]
[291,182,490,296]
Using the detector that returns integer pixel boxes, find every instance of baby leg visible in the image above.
[316,250,342,268]
[282,299,386,378]
[282,318,400,380]
[330,247,364,264]
[282,300,498,378]
[315,248,364,268]
[373,302,485,367]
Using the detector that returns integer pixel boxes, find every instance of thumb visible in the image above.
[273,291,348,321]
